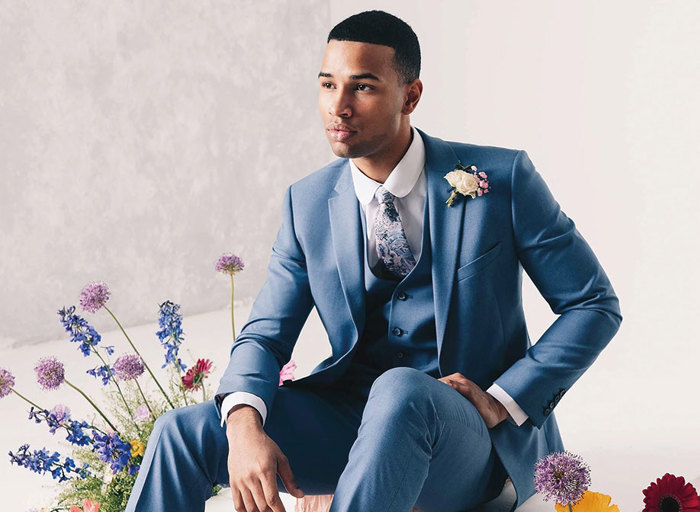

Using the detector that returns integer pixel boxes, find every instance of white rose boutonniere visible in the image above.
[444,163,490,207]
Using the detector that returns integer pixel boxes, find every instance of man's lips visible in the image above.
[327,125,357,142]
[328,128,356,142]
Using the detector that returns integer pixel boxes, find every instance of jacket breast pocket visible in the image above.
[456,241,502,282]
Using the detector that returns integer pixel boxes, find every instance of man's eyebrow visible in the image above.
[317,72,381,81]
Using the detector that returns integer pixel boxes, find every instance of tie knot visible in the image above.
[375,185,393,204]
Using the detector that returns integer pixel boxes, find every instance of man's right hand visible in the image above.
[226,404,305,512]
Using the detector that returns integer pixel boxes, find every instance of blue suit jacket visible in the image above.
[215,127,622,510]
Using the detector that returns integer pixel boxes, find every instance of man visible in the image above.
[126,10,622,512]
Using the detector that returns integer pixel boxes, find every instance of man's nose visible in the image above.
[328,90,352,118]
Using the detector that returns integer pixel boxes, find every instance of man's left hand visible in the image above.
[438,373,509,429]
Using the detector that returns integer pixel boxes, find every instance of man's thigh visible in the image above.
[262,382,369,495]
[407,375,507,511]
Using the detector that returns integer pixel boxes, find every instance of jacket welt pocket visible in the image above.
[456,242,502,282]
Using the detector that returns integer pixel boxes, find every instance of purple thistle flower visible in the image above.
[34,357,65,391]
[113,354,145,381]
[80,281,111,313]
[133,403,150,424]
[216,253,245,275]
[0,367,15,398]
[534,450,591,506]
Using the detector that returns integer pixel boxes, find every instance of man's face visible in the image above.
[318,39,408,159]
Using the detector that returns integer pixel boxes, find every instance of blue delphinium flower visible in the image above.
[156,300,187,371]
[8,444,90,482]
[27,407,94,446]
[86,364,114,386]
[92,431,132,474]
[57,306,103,357]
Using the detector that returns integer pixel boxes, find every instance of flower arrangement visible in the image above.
[2,253,297,512]
[534,451,699,512]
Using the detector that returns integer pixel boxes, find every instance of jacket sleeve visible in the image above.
[493,150,623,429]
[214,184,314,423]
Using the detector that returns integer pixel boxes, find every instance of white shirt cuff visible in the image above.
[220,391,268,428]
[486,383,529,426]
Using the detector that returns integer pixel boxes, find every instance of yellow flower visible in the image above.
[555,491,620,512]
[130,439,145,457]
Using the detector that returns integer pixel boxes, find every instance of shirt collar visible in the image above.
[349,126,426,205]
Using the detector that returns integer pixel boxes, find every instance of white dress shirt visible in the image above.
[221,126,528,428]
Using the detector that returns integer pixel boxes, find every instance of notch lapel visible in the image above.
[328,161,366,345]
[418,128,466,369]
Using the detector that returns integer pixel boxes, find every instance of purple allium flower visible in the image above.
[34,357,65,391]
[113,354,145,381]
[50,404,71,423]
[79,281,111,313]
[216,253,245,275]
[0,367,15,398]
[534,450,591,506]
[133,403,150,424]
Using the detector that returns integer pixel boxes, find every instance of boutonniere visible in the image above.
[444,163,490,207]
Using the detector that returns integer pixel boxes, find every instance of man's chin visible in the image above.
[328,141,364,159]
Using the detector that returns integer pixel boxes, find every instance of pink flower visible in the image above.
[181,359,213,391]
[279,360,297,386]
[82,499,101,512]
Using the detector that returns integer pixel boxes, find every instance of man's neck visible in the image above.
[351,125,413,184]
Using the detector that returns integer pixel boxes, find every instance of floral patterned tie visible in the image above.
[374,185,416,278]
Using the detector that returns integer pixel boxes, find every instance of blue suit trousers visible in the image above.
[126,366,507,512]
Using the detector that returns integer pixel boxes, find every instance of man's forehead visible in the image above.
[319,40,395,78]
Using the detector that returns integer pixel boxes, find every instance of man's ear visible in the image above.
[401,78,423,115]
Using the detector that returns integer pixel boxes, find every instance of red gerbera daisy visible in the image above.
[643,473,700,512]
[181,358,213,391]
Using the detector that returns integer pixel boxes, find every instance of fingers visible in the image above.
[240,487,260,512]
[249,477,279,512]
[277,453,305,499]
[259,471,287,512]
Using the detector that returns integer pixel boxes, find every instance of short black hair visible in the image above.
[327,10,421,84]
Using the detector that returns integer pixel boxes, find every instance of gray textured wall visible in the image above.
[0,1,332,347]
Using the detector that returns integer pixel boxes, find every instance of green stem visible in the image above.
[175,361,189,406]
[11,388,44,411]
[93,348,142,435]
[104,305,175,409]
[64,379,119,434]
[230,274,236,343]
[202,385,207,403]
[133,378,154,417]
[569,504,573,512]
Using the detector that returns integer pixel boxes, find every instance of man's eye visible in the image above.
[356,83,373,91]
[321,82,334,89]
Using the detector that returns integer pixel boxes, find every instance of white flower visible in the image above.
[444,169,479,198]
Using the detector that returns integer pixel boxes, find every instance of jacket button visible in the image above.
[396,351,404,359]
[397,291,408,301]
[392,327,403,336]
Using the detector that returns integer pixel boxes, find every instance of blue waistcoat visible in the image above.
[352,189,440,378]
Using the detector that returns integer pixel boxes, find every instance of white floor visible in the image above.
[1,303,698,511]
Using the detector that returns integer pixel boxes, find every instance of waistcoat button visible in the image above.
[397,291,408,301]
[392,327,403,336]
